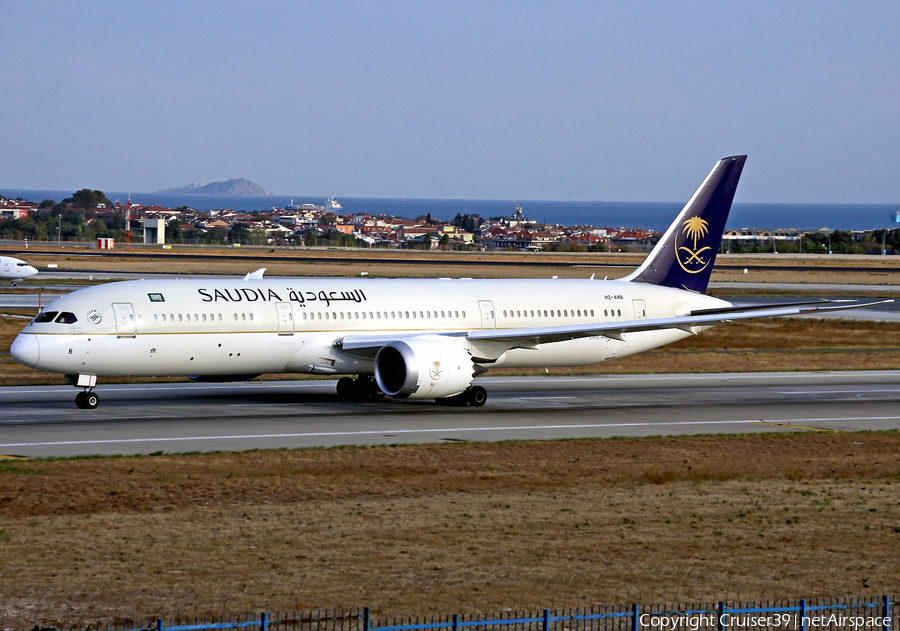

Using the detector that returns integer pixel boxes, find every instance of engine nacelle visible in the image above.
[374,339,475,399]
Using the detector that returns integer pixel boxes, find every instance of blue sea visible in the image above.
[2,188,899,232]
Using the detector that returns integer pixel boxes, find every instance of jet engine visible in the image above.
[374,339,475,399]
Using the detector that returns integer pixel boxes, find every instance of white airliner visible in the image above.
[10,156,886,409]
[0,255,38,285]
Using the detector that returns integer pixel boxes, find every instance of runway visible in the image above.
[1,371,899,458]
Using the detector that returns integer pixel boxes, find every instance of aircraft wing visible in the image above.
[465,299,891,346]
[335,299,891,356]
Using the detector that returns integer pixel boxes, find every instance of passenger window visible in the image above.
[241,313,246,321]
[56,312,78,324]
[178,314,183,322]
[249,313,254,321]
[34,311,59,323]
[153,314,158,322]
[462,311,466,318]
[590,309,594,317]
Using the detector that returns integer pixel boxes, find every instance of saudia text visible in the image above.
[198,287,367,308]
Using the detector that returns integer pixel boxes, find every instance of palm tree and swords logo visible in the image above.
[677,215,712,273]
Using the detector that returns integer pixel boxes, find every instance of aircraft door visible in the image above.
[478,300,496,330]
[633,299,647,320]
[276,302,294,335]
[2,259,9,274]
[112,303,137,338]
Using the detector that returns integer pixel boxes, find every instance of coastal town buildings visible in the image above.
[7,193,897,255]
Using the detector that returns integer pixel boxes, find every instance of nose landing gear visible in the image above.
[75,390,100,409]
[67,374,99,409]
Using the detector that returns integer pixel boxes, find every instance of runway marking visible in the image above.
[778,389,898,394]
[3,415,900,449]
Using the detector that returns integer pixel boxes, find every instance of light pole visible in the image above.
[828,232,832,255]
[57,214,61,246]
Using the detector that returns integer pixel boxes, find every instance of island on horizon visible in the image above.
[157,178,273,196]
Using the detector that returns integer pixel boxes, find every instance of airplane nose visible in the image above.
[27,266,38,276]
[10,333,40,367]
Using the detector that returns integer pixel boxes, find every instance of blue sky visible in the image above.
[2,1,898,203]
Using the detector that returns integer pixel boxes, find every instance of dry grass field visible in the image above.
[0,433,899,626]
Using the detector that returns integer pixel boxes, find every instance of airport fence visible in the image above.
[27,596,897,631]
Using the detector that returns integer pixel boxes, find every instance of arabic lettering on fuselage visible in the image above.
[197,287,367,307]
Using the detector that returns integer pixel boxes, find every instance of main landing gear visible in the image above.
[436,385,488,407]
[336,376,386,401]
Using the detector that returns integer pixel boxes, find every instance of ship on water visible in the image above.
[280,197,343,212]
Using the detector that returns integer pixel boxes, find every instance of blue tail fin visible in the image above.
[624,155,746,293]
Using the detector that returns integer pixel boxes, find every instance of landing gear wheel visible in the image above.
[336,377,355,399]
[467,386,487,407]
[75,391,99,409]
[336,376,384,401]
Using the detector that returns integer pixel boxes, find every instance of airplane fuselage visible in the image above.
[12,276,727,379]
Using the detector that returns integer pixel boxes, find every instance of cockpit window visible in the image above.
[55,312,78,324]
[16,262,28,267]
[34,311,58,323]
